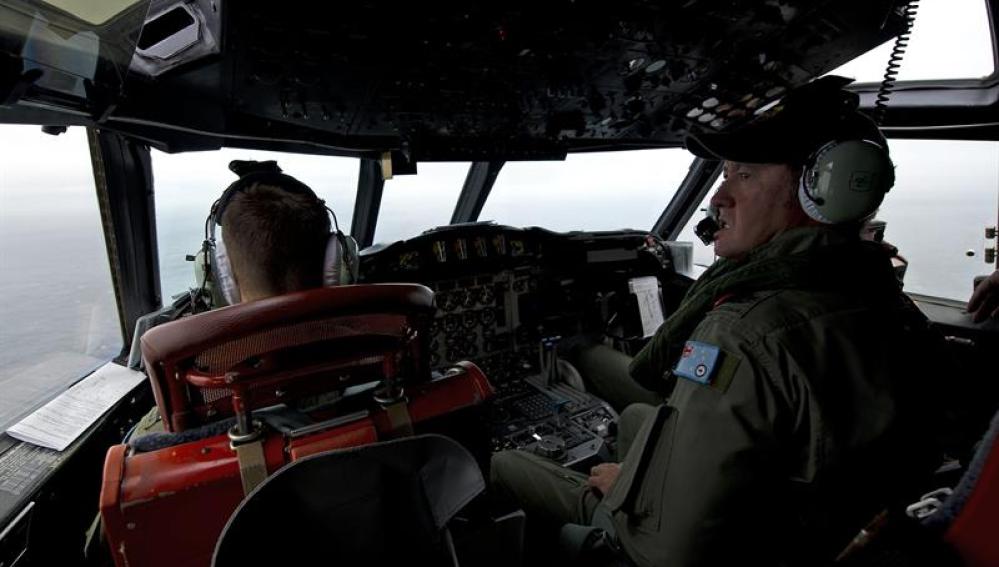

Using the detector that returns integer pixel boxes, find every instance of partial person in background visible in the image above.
[968,270,999,322]
[861,218,908,284]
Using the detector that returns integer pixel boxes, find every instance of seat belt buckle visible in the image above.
[229,420,268,496]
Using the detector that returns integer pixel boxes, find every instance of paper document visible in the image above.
[628,276,665,338]
[665,241,694,276]
[6,362,146,451]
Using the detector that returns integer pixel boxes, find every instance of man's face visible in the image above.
[709,161,809,259]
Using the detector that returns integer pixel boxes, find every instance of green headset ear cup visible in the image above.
[193,245,230,307]
[799,140,894,224]
[322,232,360,286]
[339,234,359,284]
[211,236,239,305]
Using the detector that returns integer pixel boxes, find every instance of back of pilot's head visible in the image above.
[221,175,330,302]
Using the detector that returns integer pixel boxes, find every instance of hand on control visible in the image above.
[587,462,621,496]
[968,270,999,323]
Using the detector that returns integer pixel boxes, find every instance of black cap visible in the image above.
[685,76,887,165]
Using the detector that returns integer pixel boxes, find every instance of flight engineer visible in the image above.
[129,160,337,436]
[491,76,941,567]
[86,161,340,559]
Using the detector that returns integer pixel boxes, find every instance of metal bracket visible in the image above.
[904,487,953,520]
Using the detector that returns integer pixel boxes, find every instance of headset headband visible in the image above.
[199,160,356,306]
[209,160,322,236]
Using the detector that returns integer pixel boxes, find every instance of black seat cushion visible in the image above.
[213,434,484,567]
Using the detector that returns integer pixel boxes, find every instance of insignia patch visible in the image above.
[674,340,720,385]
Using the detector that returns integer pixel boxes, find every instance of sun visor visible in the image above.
[0,0,150,104]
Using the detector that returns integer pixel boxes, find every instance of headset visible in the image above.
[194,160,359,307]
[695,136,895,244]
[797,137,894,225]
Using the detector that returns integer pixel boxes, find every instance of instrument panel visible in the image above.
[360,223,676,466]
[361,223,674,372]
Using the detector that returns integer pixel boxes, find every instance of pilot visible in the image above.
[86,161,346,560]
[129,159,340,437]
[490,76,941,567]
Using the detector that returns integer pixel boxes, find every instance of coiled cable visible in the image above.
[874,0,919,125]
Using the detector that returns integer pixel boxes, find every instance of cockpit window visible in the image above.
[374,162,470,244]
[675,176,723,274]
[479,149,694,233]
[152,149,358,299]
[830,0,995,82]
[875,139,998,301]
[0,125,122,432]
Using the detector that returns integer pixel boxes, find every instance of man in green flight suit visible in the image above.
[490,76,941,566]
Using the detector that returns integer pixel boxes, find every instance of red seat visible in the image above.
[100,284,494,567]
[140,283,438,433]
[934,409,999,567]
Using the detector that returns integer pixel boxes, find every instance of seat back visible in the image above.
[100,362,492,567]
[102,283,495,567]
[141,284,435,432]
[212,434,485,567]
[834,409,999,567]
[926,408,999,567]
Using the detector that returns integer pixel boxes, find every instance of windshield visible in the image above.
[877,139,999,301]
[479,149,693,232]
[0,126,122,432]
[152,149,359,299]
[830,0,994,82]
[374,163,470,244]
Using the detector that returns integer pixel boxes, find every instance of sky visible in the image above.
[829,0,994,82]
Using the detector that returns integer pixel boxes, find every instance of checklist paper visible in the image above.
[628,276,666,338]
[6,362,145,451]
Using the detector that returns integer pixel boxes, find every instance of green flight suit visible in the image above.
[491,227,940,567]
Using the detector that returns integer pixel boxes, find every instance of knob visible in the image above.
[535,434,567,460]
[594,422,610,437]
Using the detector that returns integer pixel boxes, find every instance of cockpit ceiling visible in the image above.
[5,0,913,159]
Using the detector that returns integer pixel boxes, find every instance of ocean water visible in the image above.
[0,215,121,430]
[1,130,997,430]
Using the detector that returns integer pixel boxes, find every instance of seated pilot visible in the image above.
[86,160,349,559]
[490,76,942,567]
[86,161,357,561]
[128,159,352,437]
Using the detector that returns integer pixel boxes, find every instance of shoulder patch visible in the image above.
[675,341,719,384]
[674,340,741,392]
